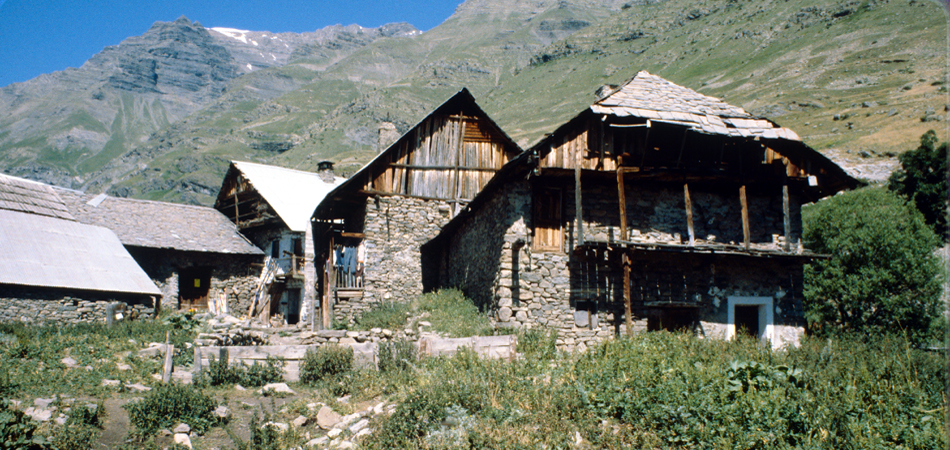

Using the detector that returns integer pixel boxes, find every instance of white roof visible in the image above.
[0,209,162,295]
[232,161,346,232]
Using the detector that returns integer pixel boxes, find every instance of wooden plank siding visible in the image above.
[367,115,514,202]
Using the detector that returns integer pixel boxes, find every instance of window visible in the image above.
[271,240,280,258]
[534,188,562,251]
[726,296,774,345]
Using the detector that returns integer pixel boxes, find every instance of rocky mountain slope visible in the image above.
[1,0,945,205]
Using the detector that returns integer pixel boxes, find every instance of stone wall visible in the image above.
[0,286,155,325]
[128,247,262,313]
[332,195,454,324]
[435,176,808,351]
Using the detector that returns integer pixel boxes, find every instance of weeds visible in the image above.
[125,384,218,437]
[411,289,494,337]
[355,302,410,330]
[196,356,284,388]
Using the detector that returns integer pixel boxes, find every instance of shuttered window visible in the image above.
[534,188,563,252]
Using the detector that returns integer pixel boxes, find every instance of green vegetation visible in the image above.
[125,384,218,437]
[888,130,949,241]
[364,332,945,449]
[802,187,943,345]
[195,355,285,388]
[354,302,411,330]
[0,398,49,449]
[299,345,353,386]
[410,289,495,338]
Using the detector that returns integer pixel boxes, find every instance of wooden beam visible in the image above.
[623,251,633,337]
[386,163,500,172]
[740,185,750,250]
[684,183,695,246]
[617,167,628,241]
[357,189,471,203]
[783,184,791,252]
[575,147,584,246]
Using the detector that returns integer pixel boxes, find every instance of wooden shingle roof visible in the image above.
[591,71,801,140]
[57,189,262,255]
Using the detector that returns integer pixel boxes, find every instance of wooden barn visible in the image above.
[423,71,858,350]
[310,88,521,327]
[214,161,344,324]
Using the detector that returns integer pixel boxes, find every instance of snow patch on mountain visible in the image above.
[210,27,251,44]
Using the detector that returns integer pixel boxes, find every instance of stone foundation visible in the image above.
[0,287,155,325]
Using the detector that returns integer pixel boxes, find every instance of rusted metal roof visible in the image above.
[0,173,74,220]
[56,189,263,255]
[231,161,345,233]
[591,71,801,140]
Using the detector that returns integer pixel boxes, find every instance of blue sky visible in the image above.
[0,0,463,87]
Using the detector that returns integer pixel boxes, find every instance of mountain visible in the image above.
[1,0,945,205]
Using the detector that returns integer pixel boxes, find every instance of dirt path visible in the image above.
[95,398,132,449]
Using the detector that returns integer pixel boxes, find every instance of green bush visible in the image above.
[299,346,353,385]
[377,339,417,373]
[0,399,49,449]
[51,403,104,450]
[888,130,948,240]
[125,384,218,436]
[355,302,410,330]
[197,356,284,388]
[803,187,943,344]
[411,289,495,337]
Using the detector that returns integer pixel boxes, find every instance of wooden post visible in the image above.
[623,251,633,337]
[162,331,174,383]
[575,147,584,246]
[684,183,694,246]
[782,184,791,252]
[740,185,750,250]
[193,346,203,376]
[617,167,628,241]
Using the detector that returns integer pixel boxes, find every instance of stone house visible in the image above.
[0,174,161,324]
[57,189,264,314]
[423,71,858,350]
[214,160,344,324]
[311,89,521,327]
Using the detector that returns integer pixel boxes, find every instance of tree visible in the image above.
[803,187,943,344]
[887,129,948,241]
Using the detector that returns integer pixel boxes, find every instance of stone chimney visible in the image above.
[377,122,399,153]
[317,160,335,183]
[595,84,620,100]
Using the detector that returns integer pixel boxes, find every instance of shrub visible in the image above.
[197,356,284,388]
[0,399,49,449]
[888,129,948,240]
[411,289,495,337]
[52,403,104,450]
[355,302,410,330]
[299,346,353,385]
[125,384,218,436]
[377,339,417,373]
[802,187,943,344]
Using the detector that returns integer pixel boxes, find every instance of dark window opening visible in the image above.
[735,305,760,337]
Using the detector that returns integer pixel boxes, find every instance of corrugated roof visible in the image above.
[0,209,162,295]
[232,161,345,233]
[0,173,75,220]
[591,71,801,140]
[56,189,263,255]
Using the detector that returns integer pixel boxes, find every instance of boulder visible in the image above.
[316,406,342,429]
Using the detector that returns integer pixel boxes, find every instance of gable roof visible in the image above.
[590,71,801,140]
[313,88,521,217]
[0,173,74,220]
[0,174,161,296]
[227,161,345,233]
[56,189,263,255]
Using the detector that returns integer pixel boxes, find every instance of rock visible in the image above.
[101,379,120,388]
[337,441,357,449]
[214,406,231,420]
[337,412,361,429]
[498,307,513,321]
[339,337,357,345]
[373,402,385,415]
[61,357,79,368]
[345,331,360,338]
[418,321,432,327]
[327,428,343,438]
[33,398,56,409]
[306,436,330,446]
[259,383,295,396]
[263,422,289,433]
[174,433,193,449]
[235,384,246,391]
[317,406,342,429]
[370,327,382,334]
[348,418,370,433]
[116,363,132,371]
[54,416,67,426]
[138,343,168,357]
[382,329,392,337]
[124,383,152,392]
[23,407,52,422]
[174,423,191,434]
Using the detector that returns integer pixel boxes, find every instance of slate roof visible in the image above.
[56,189,263,255]
[0,174,161,295]
[0,173,74,220]
[590,71,801,140]
[230,161,345,233]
